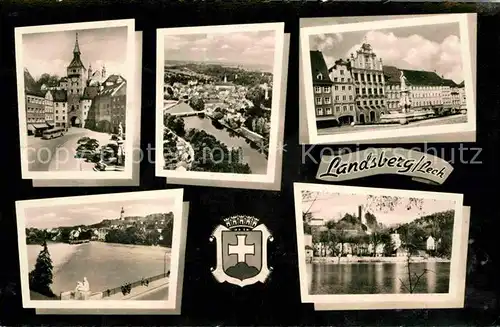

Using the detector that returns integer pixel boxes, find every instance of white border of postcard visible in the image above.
[300,13,476,144]
[15,19,136,180]
[16,189,184,310]
[155,23,285,185]
[294,182,468,309]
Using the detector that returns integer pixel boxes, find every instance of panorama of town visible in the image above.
[23,32,127,172]
[311,40,468,135]
[162,61,273,175]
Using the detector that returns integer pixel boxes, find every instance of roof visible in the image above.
[82,86,99,100]
[310,50,333,85]
[52,90,67,102]
[104,74,126,85]
[441,78,459,88]
[68,54,85,69]
[383,65,447,87]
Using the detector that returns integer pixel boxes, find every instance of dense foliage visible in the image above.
[28,239,55,298]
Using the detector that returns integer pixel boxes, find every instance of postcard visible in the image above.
[166,33,289,191]
[32,31,142,187]
[156,23,286,188]
[16,189,184,310]
[15,19,137,179]
[35,201,189,315]
[300,14,476,144]
[294,183,468,310]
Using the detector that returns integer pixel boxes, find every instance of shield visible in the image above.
[222,230,262,280]
[211,224,272,287]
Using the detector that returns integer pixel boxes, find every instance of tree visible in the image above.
[35,73,60,89]
[29,239,55,297]
[365,196,424,213]
[189,96,205,111]
[164,114,186,137]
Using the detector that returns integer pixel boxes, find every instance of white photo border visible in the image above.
[155,22,285,184]
[15,19,136,180]
[16,188,184,310]
[293,182,467,307]
[300,13,476,144]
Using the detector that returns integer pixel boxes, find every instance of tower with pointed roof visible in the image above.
[67,32,87,97]
[66,32,88,128]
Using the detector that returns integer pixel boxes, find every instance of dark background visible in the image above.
[1,1,499,326]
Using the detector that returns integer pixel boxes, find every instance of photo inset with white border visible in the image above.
[16,189,185,310]
[156,23,285,186]
[294,183,469,309]
[15,19,136,180]
[300,14,476,144]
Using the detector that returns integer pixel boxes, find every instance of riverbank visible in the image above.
[28,241,172,296]
[310,256,451,264]
[206,113,268,154]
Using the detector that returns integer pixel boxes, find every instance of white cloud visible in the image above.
[345,31,463,83]
[311,33,343,53]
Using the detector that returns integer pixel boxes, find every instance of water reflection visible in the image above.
[308,262,450,295]
[183,116,268,174]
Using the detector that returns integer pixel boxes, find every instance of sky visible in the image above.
[164,30,276,71]
[22,26,128,80]
[309,22,464,83]
[24,197,177,229]
[303,192,456,227]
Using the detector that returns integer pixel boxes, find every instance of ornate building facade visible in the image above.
[349,41,387,124]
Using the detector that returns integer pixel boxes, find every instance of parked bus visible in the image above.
[42,127,65,139]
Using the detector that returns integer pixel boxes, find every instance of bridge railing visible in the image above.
[101,271,170,298]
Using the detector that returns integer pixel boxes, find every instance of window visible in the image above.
[314,86,321,93]
[316,73,323,80]
[323,86,331,93]
[317,108,323,116]
[348,86,352,91]
[56,116,59,120]
[341,86,345,91]
[342,95,346,101]
[340,70,344,75]
[325,107,332,115]
[350,105,354,111]
[335,96,339,101]
[341,78,345,82]
[334,86,339,91]
[334,78,338,82]
[349,95,353,101]
[315,97,322,105]
[324,97,331,104]
[343,105,347,112]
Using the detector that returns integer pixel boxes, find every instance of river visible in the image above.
[182,115,268,174]
[27,242,171,297]
[307,261,450,295]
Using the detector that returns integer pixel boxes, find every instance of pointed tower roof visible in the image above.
[73,32,81,55]
[68,32,85,70]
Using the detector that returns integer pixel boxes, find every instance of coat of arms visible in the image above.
[210,215,273,287]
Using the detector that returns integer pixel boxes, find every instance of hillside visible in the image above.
[24,68,39,94]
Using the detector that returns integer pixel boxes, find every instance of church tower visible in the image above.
[120,206,125,220]
[66,32,87,127]
[102,65,106,80]
[66,32,86,96]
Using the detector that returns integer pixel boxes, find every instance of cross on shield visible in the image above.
[211,223,273,287]
[223,231,262,280]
